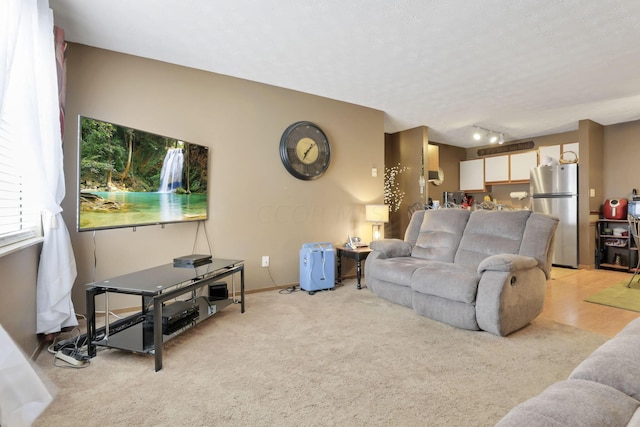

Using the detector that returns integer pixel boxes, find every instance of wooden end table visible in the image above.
[336,245,372,289]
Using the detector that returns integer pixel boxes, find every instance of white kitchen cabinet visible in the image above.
[484,155,509,183]
[539,145,561,164]
[538,143,579,165]
[460,159,485,192]
[510,151,538,181]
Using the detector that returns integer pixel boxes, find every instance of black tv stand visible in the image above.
[85,259,244,371]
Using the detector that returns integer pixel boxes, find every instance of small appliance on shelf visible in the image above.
[603,199,628,220]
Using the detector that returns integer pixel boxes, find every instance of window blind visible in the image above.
[0,119,40,248]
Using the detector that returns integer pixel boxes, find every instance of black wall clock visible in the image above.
[279,121,331,180]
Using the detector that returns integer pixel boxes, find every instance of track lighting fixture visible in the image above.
[471,126,506,145]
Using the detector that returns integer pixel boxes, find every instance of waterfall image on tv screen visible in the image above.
[77,116,209,232]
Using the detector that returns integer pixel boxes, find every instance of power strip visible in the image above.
[55,350,86,367]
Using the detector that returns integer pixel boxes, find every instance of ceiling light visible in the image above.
[470,125,505,145]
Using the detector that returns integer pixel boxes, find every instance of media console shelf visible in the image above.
[86,258,244,371]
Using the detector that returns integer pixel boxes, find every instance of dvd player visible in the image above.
[146,300,199,335]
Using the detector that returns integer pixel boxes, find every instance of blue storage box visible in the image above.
[299,242,335,293]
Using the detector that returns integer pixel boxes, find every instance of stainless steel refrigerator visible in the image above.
[530,163,578,268]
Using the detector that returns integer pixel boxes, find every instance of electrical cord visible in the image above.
[313,243,328,281]
[307,248,314,286]
[255,259,294,293]
[95,310,124,320]
[52,346,91,369]
[265,265,278,287]
[192,220,214,257]
[279,284,298,294]
[92,229,97,283]
[231,274,238,304]
[48,327,82,354]
[48,326,91,368]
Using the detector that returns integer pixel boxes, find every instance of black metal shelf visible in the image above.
[93,298,235,354]
[596,219,637,272]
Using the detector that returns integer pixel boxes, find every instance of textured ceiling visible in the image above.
[49,0,640,147]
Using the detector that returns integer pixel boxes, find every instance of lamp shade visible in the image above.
[365,204,389,223]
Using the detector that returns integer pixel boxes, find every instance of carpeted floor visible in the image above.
[585,281,640,312]
[33,281,608,426]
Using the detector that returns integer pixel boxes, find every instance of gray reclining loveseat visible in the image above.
[364,208,558,336]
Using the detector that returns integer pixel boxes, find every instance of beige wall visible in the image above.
[61,44,385,313]
[384,126,455,239]
[427,142,467,203]
[577,120,604,268]
[0,245,40,354]
[603,119,640,200]
[394,127,427,238]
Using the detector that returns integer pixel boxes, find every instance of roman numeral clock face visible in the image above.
[279,121,331,180]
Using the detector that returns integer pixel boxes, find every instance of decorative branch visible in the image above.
[384,164,408,213]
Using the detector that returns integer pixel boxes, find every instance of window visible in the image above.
[0,0,46,254]
[0,118,42,252]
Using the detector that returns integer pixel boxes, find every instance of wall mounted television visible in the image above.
[77,116,209,232]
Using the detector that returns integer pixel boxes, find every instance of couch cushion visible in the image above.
[369,238,412,258]
[412,209,470,262]
[404,210,426,247]
[410,262,479,304]
[496,379,640,427]
[519,212,559,279]
[366,257,426,287]
[569,332,640,401]
[454,210,531,270]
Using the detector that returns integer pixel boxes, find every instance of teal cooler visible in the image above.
[299,242,335,294]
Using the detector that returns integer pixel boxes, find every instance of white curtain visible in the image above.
[0,325,53,426]
[1,0,78,334]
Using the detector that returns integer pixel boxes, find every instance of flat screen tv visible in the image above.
[77,116,209,232]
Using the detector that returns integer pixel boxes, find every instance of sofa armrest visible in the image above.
[476,260,546,336]
[369,239,412,258]
[477,253,539,274]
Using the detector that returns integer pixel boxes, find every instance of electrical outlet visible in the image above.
[261,256,270,267]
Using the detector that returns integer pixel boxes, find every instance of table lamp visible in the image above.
[366,204,389,241]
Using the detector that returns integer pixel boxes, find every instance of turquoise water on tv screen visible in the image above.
[78,191,207,231]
